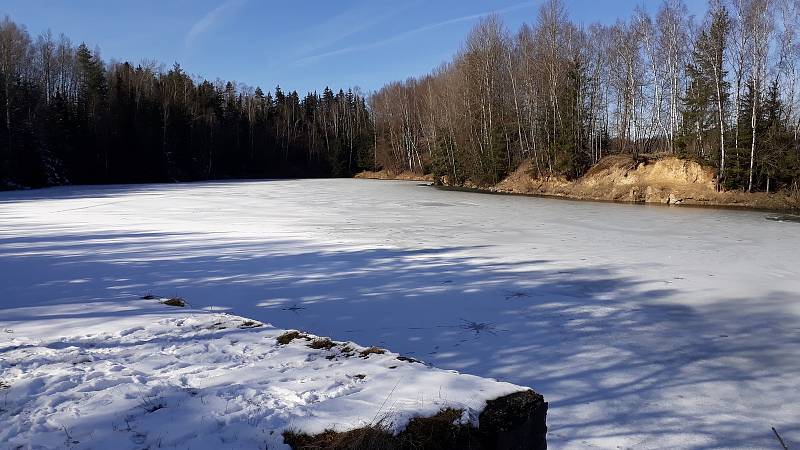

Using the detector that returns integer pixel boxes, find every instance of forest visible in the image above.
[1,0,800,193]
[371,0,800,193]
[0,17,375,188]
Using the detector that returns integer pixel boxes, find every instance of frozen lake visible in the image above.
[1,179,799,449]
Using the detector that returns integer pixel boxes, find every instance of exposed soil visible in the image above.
[355,170,435,182]
[359,155,800,212]
[493,155,800,211]
[283,390,547,450]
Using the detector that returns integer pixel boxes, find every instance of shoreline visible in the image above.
[355,169,800,214]
[435,184,800,216]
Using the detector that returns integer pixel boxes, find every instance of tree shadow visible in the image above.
[0,179,302,204]
[1,227,798,449]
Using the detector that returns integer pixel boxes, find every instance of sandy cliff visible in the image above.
[353,156,780,211]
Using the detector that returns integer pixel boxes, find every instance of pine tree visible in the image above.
[760,79,796,191]
[679,9,730,187]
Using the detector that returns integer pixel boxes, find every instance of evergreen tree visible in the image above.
[0,21,377,190]
[679,10,730,181]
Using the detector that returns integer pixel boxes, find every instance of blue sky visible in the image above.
[2,1,705,94]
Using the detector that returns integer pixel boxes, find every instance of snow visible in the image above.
[1,312,521,449]
[1,179,799,449]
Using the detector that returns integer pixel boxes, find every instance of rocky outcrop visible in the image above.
[283,390,548,450]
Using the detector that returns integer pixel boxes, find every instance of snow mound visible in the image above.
[0,312,525,450]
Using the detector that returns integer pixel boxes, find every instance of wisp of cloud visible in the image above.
[186,0,248,48]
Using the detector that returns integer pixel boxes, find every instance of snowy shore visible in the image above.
[0,308,532,449]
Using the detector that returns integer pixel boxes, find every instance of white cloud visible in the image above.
[295,2,412,57]
[292,1,538,65]
[186,0,247,48]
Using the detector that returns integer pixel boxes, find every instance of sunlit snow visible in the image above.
[1,179,799,449]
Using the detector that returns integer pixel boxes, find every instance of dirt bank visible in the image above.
[355,169,435,182]
[284,390,548,450]
[359,156,800,212]
[493,155,799,211]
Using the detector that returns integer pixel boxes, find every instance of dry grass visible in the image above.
[359,347,385,358]
[161,297,187,307]
[787,186,800,210]
[276,331,309,345]
[282,408,472,450]
[308,338,337,350]
[277,332,381,358]
[354,170,434,182]
[283,425,395,450]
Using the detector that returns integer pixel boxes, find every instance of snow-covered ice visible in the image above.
[0,312,522,449]
[1,179,799,449]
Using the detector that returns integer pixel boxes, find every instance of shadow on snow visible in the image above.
[1,226,798,448]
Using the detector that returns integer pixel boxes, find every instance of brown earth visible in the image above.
[355,169,435,182]
[492,155,799,211]
[358,155,800,212]
[283,390,547,450]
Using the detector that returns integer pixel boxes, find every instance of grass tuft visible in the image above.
[359,347,385,358]
[161,297,187,307]
[239,320,262,329]
[308,338,337,350]
[277,331,308,345]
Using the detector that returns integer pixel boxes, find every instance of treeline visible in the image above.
[371,0,800,192]
[0,17,374,189]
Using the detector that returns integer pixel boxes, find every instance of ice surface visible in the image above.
[1,179,799,449]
